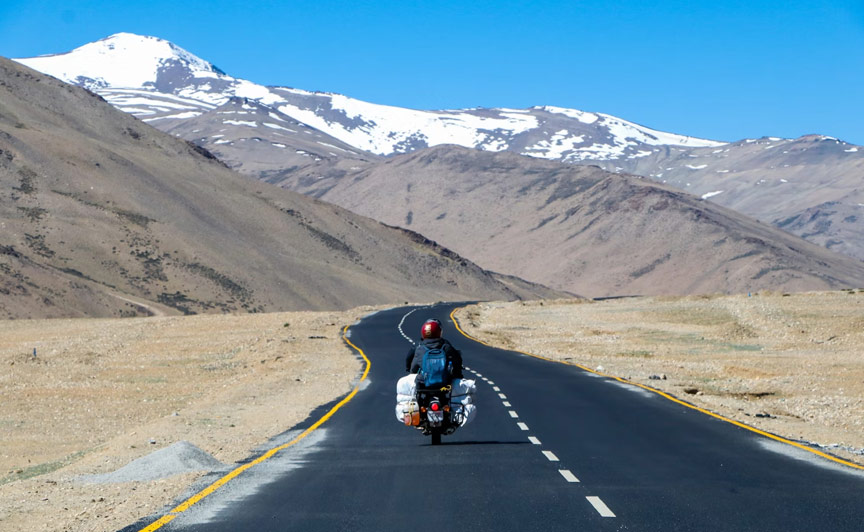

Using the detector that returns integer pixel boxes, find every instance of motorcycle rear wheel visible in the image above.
[431,431,442,446]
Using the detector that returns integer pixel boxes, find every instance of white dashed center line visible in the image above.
[587,496,616,517]
[398,309,420,345]
[447,335,616,521]
[460,367,598,506]
[559,470,580,483]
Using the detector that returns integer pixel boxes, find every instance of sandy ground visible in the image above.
[455,291,864,468]
[0,307,379,532]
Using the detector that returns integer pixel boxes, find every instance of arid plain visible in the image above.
[2,291,863,531]
[455,291,864,467]
[0,308,372,532]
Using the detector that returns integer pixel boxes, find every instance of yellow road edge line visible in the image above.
[450,307,864,471]
[137,324,372,531]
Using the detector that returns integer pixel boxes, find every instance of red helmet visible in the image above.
[421,319,442,339]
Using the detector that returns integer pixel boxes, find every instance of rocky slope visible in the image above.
[0,58,554,318]
[594,135,864,260]
[313,145,864,297]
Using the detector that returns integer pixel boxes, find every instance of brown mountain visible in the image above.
[312,145,864,297]
[773,201,864,260]
[595,135,864,260]
[0,58,558,319]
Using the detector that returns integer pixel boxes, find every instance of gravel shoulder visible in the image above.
[0,307,381,532]
[454,291,864,468]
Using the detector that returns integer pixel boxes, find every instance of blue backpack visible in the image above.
[419,346,451,388]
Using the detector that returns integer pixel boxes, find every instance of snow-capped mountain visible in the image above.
[14,33,725,162]
[13,33,219,90]
[15,34,263,122]
[15,34,864,263]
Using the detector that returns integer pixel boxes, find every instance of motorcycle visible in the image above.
[396,375,476,445]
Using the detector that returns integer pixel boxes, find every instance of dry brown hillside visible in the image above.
[0,58,558,318]
[595,135,864,261]
[313,145,864,297]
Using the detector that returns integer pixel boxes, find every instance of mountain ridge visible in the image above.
[13,33,726,161]
[13,33,864,276]
[0,57,557,318]
[313,144,864,297]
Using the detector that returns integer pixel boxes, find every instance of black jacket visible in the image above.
[405,337,464,380]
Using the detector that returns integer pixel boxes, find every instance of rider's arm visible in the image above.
[449,346,464,379]
[405,347,415,372]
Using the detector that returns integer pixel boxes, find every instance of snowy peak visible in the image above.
[15,33,222,91]
[14,33,726,162]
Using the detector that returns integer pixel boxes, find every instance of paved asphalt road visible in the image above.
[140,303,863,532]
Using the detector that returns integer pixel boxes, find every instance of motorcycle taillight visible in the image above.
[431,402,440,411]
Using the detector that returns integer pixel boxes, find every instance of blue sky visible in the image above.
[1,0,862,144]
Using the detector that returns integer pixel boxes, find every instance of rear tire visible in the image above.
[431,431,442,446]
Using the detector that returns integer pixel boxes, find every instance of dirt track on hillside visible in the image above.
[455,291,864,468]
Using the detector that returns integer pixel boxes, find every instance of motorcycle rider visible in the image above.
[405,318,464,382]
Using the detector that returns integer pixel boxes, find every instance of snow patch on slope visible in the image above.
[599,114,723,148]
[541,106,600,124]
[275,96,540,155]
[523,130,587,160]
